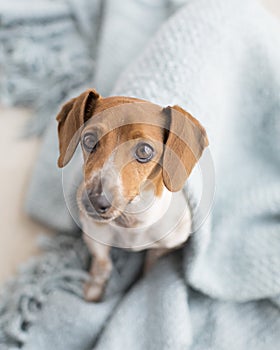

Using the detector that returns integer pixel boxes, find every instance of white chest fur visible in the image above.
[80,187,192,251]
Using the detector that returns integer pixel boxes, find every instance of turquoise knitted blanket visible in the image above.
[1,0,280,349]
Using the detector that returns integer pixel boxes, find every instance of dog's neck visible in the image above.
[114,186,172,228]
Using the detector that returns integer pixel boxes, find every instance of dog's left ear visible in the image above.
[162,105,209,192]
[56,89,100,167]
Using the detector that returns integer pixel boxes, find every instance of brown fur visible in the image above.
[56,89,100,167]
[56,89,209,301]
[162,105,209,191]
[81,123,166,213]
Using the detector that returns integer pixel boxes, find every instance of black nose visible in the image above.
[82,190,111,214]
[93,194,111,214]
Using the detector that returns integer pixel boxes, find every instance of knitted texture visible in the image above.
[0,0,101,134]
[0,235,143,350]
[93,0,186,96]
[1,0,280,349]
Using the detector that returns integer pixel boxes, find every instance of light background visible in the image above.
[0,0,279,284]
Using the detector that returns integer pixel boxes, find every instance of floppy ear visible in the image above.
[162,105,209,192]
[56,89,100,167]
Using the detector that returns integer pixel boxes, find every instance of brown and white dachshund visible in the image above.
[56,89,208,301]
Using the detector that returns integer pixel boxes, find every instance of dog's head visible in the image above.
[57,89,208,223]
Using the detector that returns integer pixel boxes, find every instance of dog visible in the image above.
[56,88,208,301]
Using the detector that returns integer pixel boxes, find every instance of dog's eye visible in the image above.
[82,133,98,152]
[135,143,154,163]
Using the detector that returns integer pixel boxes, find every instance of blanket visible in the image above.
[0,0,102,134]
[1,0,280,349]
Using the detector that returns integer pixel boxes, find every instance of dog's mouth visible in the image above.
[83,199,124,223]
[79,187,141,226]
[87,211,138,228]
[85,208,120,223]
[83,200,139,226]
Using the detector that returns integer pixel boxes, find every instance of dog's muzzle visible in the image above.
[82,189,112,216]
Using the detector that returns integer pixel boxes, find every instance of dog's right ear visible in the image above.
[56,89,100,167]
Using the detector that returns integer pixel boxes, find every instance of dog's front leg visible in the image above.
[83,233,112,302]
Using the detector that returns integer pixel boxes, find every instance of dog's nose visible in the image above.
[82,190,111,214]
[92,194,111,214]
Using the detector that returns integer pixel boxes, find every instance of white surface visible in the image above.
[262,0,280,17]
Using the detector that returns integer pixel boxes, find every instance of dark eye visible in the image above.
[135,143,154,163]
[82,133,98,152]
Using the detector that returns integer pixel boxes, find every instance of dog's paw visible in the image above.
[83,281,105,302]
